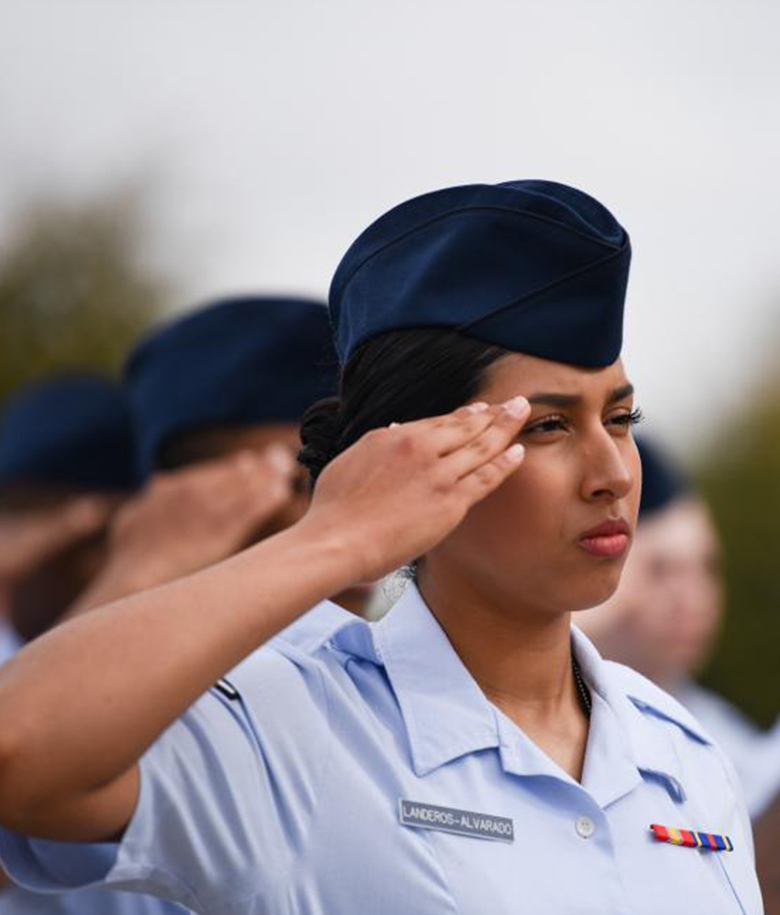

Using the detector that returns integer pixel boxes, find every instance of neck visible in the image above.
[417,563,590,782]
[416,564,576,719]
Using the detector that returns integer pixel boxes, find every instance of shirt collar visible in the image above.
[372,582,500,777]
[574,625,692,800]
[333,583,691,802]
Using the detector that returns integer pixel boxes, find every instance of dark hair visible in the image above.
[298,329,507,484]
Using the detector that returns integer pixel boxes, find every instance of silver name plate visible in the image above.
[399,799,514,843]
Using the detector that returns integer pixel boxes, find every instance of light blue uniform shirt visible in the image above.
[0,884,186,915]
[0,584,763,914]
[0,623,187,915]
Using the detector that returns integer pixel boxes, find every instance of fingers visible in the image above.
[243,461,295,514]
[231,446,301,523]
[381,404,491,456]
[458,442,527,505]
[386,395,530,457]
[264,444,297,476]
[193,445,297,501]
[188,445,296,484]
[440,396,530,480]
[241,446,298,497]
[137,445,299,528]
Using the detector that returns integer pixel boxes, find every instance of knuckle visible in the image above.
[392,430,417,456]
[453,405,477,422]
[363,427,386,445]
[468,435,493,458]
[443,411,472,435]
[473,463,498,486]
[430,467,455,494]
[494,407,515,428]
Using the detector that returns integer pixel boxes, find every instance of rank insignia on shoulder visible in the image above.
[650,823,733,851]
[213,677,240,701]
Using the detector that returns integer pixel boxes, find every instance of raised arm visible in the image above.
[65,445,300,618]
[0,398,529,842]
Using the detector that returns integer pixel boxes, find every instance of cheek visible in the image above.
[454,458,572,554]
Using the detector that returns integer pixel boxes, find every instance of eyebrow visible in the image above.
[527,383,634,408]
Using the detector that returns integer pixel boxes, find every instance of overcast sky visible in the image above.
[1,0,779,457]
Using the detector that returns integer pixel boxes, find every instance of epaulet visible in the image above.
[208,602,368,702]
[269,599,361,655]
[604,660,714,745]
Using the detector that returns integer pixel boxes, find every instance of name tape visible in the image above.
[399,799,514,843]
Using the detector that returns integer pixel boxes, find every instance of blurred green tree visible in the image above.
[697,362,780,727]
[0,190,173,405]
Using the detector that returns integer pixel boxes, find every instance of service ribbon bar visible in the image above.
[650,823,733,851]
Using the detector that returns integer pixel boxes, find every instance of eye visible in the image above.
[607,406,644,430]
[524,414,570,435]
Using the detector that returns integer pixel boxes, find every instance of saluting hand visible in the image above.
[67,447,298,615]
[0,496,115,585]
[302,396,531,585]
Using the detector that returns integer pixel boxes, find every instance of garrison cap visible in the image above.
[125,296,337,474]
[330,179,631,366]
[637,437,692,520]
[0,373,139,492]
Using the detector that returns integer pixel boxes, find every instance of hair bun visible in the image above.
[298,396,344,483]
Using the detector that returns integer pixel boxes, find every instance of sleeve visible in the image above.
[0,648,333,915]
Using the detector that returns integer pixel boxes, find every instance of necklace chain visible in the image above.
[572,656,592,718]
[484,658,592,719]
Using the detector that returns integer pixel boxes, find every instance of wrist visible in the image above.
[286,510,373,596]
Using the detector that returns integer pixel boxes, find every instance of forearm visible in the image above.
[64,551,177,619]
[0,400,529,837]
[65,457,295,619]
[0,517,357,824]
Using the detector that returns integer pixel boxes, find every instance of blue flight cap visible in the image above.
[637,437,692,520]
[0,373,139,493]
[330,179,631,366]
[125,296,337,474]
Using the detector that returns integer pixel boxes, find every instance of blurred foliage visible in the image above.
[0,190,172,406]
[696,363,780,727]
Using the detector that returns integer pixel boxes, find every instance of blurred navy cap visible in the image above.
[329,179,631,366]
[0,373,139,493]
[125,296,338,475]
[637,436,692,520]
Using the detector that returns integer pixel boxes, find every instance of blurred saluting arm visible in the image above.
[0,401,530,845]
[65,447,298,617]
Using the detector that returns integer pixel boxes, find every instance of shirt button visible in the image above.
[575,815,596,839]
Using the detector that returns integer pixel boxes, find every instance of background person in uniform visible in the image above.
[0,373,138,656]
[0,498,109,659]
[0,180,763,914]
[69,296,374,619]
[578,436,777,818]
[0,372,187,914]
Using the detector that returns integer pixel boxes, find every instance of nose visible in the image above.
[579,431,636,504]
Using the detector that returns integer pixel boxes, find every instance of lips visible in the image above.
[578,519,631,559]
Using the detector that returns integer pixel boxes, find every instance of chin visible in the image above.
[569,566,625,613]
